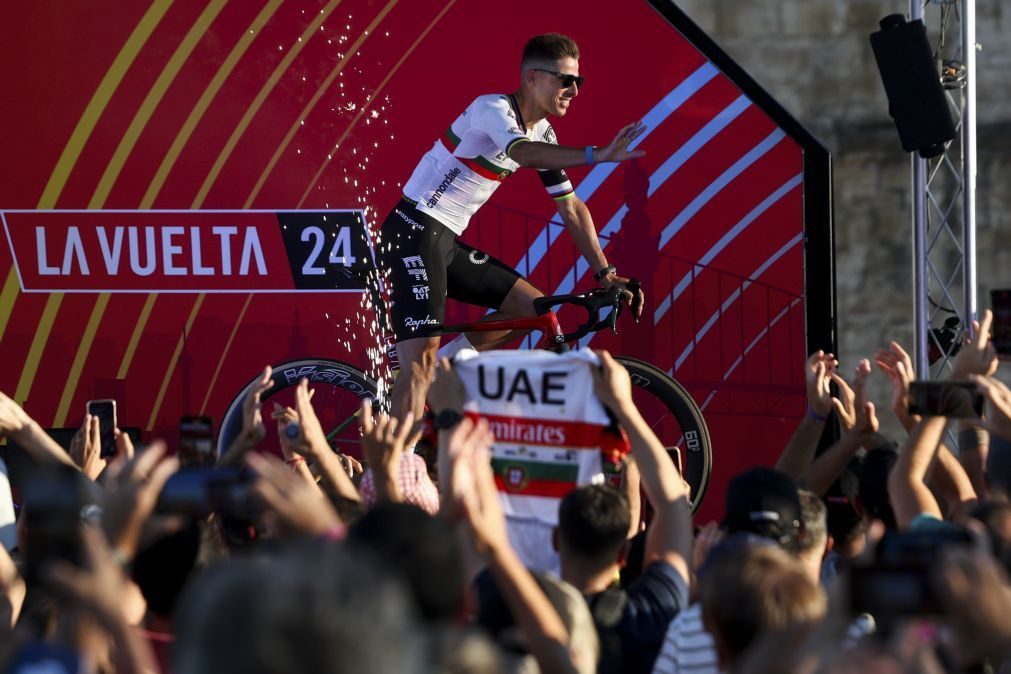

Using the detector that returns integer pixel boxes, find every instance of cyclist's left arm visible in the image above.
[553,194,645,318]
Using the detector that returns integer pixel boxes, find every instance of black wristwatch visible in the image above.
[433,408,464,430]
[594,264,617,281]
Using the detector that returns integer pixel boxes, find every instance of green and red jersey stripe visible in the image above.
[443,126,514,181]
[492,458,581,498]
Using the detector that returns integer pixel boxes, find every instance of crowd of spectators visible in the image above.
[0,310,1010,673]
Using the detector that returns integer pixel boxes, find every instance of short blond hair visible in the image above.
[701,544,826,665]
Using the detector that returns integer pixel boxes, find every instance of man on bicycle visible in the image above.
[379,33,646,422]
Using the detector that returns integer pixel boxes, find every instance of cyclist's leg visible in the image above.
[447,241,544,350]
[377,199,454,421]
[389,335,440,421]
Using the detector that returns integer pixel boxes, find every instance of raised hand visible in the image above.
[101,441,180,562]
[0,391,32,438]
[360,401,413,473]
[805,350,837,419]
[971,375,1011,442]
[360,400,414,502]
[426,358,466,414]
[220,365,274,465]
[595,121,647,163]
[952,310,998,379]
[831,359,871,432]
[591,350,634,415]
[70,414,106,481]
[875,341,917,429]
[247,452,341,537]
[446,417,506,556]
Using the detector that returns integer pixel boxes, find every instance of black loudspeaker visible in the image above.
[870,15,957,158]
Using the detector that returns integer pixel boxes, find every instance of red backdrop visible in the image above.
[0,0,831,521]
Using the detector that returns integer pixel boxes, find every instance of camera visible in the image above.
[156,467,257,519]
[849,529,971,619]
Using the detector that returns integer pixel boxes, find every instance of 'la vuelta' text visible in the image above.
[33,226,267,276]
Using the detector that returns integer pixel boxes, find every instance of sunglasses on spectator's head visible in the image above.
[533,68,584,89]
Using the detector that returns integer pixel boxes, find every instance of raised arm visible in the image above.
[775,351,837,479]
[592,351,691,584]
[888,311,996,528]
[0,391,78,469]
[555,195,644,318]
[445,417,577,674]
[799,359,877,496]
[508,121,646,169]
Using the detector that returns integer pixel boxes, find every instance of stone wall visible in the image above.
[673,0,1011,436]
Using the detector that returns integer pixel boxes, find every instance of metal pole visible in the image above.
[911,0,930,378]
[963,0,978,335]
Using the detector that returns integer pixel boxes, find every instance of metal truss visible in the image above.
[911,0,978,380]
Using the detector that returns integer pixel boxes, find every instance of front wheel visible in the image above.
[217,359,381,460]
[614,356,712,514]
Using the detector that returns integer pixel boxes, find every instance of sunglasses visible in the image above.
[533,68,584,89]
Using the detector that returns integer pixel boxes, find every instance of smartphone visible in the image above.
[908,381,983,418]
[156,467,256,518]
[179,415,215,467]
[86,399,117,458]
[992,289,1011,356]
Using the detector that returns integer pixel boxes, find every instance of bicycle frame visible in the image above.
[441,311,568,352]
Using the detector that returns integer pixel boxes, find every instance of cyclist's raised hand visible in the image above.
[595,121,647,163]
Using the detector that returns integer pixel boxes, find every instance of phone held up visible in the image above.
[179,415,216,467]
[85,399,117,458]
[907,381,983,418]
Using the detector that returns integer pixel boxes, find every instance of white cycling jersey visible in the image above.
[401,93,575,235]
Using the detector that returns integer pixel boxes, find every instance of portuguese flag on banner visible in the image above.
[454,348,629,525]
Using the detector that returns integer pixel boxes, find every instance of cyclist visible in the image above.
[378,33,646,423]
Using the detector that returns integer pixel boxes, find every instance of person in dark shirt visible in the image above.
[554,352,692,674]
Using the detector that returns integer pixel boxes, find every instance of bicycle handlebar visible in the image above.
[532,279,642,343]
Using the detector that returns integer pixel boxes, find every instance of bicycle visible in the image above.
[217,282,713,512]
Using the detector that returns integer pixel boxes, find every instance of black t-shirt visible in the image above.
[587,561,689,674]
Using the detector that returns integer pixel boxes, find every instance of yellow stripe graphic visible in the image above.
[119,1,283,386]
[0,269,21,345]
[244,0,399,208]
[89,0,227,209]
[49,2,230,427]
[13,294,63,406]
[39,1,174,210]
[16,2,174,420]
[52,294,111,426]
[117,294,158,379]
[140,0,284,209]
[148,0,344,428]
[199,293,253,415]
[297,0,456,208]
[208,2,411,411]
[147,295,204,430]
[190,0,344,209]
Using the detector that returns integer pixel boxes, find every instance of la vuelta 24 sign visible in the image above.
[1,210,376,293]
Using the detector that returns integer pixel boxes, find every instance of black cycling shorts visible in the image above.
[378,198,521,341]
